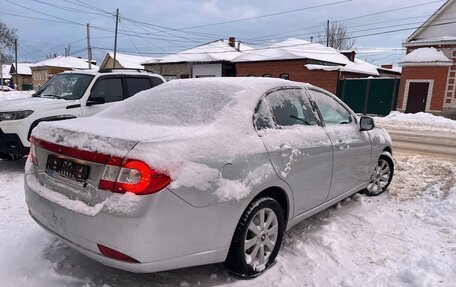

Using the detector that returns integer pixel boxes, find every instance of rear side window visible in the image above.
[125,78,152,98]
[266,89,317,127]
[90,78,123,103]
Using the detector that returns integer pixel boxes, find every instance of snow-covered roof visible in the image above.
[30,56,98,70]
[343,59,380,76]
[406,0,456,43]
[399,47,453,67]
[101,52,156,69]
[143,39,253,64]
[378,66,402,74]
[1,64,11,79]
[235,38,379,76]
[305,59,380,77]
[10,63,32,76]
[233,38,351,65]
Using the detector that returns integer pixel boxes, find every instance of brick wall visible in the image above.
[235,60,340,94]
[397,66,449,111]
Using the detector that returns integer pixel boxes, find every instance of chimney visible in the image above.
[228,37,236,48]
[381,64,393,69]
[341,51,356,62]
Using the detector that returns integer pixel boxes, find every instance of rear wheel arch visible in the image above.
[251,186,290,227]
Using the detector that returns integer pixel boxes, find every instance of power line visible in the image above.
[179,0,352,29]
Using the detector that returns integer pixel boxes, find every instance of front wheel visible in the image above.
[224,197,285,278]
[365,153,394,196]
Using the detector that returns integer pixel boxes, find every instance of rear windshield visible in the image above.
[98,81,241,126]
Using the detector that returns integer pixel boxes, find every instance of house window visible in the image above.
[262,74,272,78]
[280,73,289,80]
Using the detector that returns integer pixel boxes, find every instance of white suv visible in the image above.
[0,69,165,160]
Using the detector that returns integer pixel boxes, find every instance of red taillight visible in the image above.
[30,136,171,195]
[97,244,140,263]
[28,137,38,165]
[99,159,171,195]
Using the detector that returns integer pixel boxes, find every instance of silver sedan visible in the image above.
[24,78,393,277]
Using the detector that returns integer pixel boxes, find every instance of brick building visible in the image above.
[233,38,381,95]
[398,0,456,119]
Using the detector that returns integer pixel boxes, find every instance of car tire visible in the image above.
[224,197,285,278]
[364,153,394,196]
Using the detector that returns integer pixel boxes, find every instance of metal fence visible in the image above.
[337,77,400,116]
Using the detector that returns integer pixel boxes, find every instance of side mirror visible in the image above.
[360,116,375,131]
[86,96,105,106]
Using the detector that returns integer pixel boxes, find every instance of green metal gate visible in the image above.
[337,78,400,116]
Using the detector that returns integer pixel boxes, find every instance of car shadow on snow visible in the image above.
[0,158,27,175]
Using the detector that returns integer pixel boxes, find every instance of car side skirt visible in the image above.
[286,182,368,231]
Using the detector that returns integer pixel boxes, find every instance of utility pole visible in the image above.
[0,55,3,91]
[87,23,92,69]
[113,8,119,69]
[326,20,330,47]
[14,38,18,90]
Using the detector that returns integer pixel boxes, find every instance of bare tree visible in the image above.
[318,21,355,50]
[0,19,17,64]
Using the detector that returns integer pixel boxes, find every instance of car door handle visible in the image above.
[335,140,349,150]
[279,144,291,150]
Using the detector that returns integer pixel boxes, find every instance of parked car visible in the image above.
[25,78,394,277]
[0,69,164,160]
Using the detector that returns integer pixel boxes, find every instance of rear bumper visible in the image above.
[29,209,227,273]
[24,166,237,273]
[0,128,29,155]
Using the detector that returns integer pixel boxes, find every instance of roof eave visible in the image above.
[399,61,453,67]
[406,0,456,42]
[403,39,456,47]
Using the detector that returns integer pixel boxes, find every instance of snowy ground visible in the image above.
[0,90,34,102]
[1,153,455,287]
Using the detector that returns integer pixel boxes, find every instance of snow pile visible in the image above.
[399,47,452,65]
[374,111,456,134]
[0,90,34,101]
[389,155,456,200]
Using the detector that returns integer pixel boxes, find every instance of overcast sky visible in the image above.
[0,0,447,66]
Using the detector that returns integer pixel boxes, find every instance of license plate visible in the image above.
[46,154,90,183]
